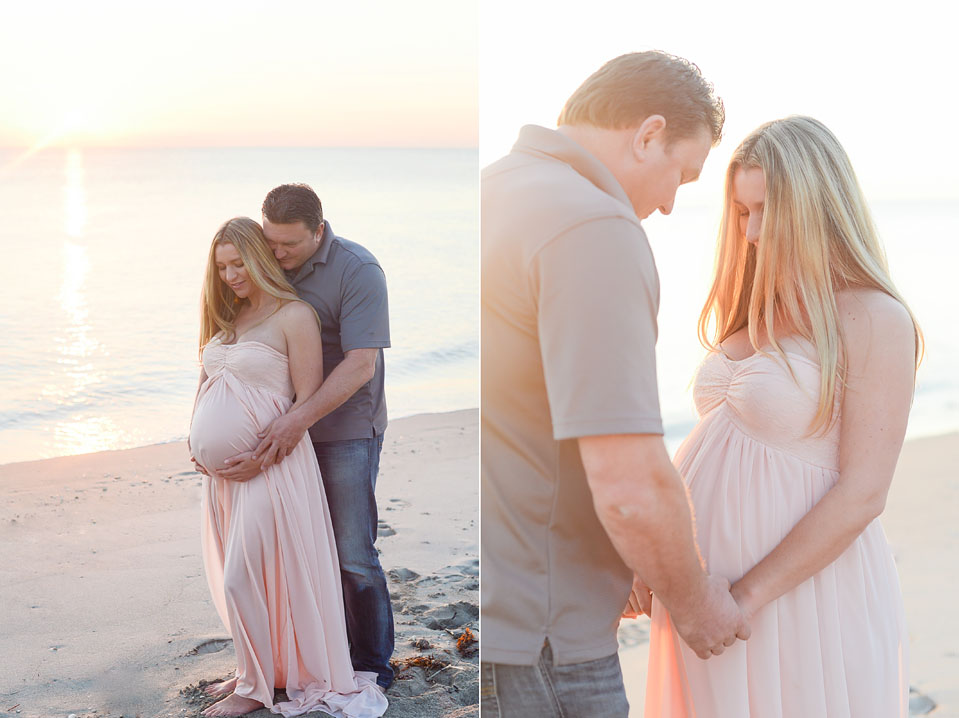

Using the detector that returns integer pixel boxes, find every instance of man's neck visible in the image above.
[557,124,632,176]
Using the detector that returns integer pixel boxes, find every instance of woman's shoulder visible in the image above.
[276,298,320,329]
[836,288,915,362]
[835,288,912,335]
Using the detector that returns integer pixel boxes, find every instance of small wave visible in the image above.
[388,340,478,378]
[0,380,191,431]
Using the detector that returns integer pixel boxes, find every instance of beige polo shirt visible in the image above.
[481,125,664,666]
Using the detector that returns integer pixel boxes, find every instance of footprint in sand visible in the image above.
[420,601,479,631]
[377,521,397,537]
[403,603,430,615]
[388,567,420,583]
[186,638,232,656]
[909,688,936,715]
[458,559,479,577]
[436,560,479,578]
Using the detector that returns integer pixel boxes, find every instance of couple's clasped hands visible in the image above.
[190,411,307,481]
[623,573,752,659]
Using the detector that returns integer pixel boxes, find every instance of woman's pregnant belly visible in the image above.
[189,380,264,473]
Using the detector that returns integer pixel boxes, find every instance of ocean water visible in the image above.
[1,148,954,465]
[0,147,478,465]
[644,197,959,452]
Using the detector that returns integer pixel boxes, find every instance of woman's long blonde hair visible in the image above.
[199,217,303,356]
[698,116,922,433]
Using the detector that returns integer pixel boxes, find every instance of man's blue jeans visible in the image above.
[312,434,394,688]
[481,641,630,717]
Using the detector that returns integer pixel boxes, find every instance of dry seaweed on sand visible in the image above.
[455,627,477,655]
[391,653,452,673]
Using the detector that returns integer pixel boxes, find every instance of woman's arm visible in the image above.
[281,300,324,410]
[731,290,916,617]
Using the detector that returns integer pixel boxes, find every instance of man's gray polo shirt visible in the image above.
[289,220,390,442]
[482,125,664,666]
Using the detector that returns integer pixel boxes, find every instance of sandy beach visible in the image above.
[0,409,478,718]
[619,431,959,717]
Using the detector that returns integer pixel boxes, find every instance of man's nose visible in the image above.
[658,199,674,216]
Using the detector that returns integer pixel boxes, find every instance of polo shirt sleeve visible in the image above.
[530,217,663,440]
[339,262,391,352]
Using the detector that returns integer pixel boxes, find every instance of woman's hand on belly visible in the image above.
[216,451,264,482]
[191,455,210,477]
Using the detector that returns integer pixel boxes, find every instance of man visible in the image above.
[218,183,394,690]
[481,52,750,715]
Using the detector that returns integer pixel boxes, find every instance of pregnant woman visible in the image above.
[642,117,921,717]
[188,217,387,718]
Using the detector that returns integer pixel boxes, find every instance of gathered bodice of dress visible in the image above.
[189,338,295,473]
[693,346,842,469]
[201,337,295,399]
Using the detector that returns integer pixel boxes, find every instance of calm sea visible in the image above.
[1,149,955,464]
[0,147,478,465]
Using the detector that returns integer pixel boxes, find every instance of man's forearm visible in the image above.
[581,435,708,614]
[598,470,707,614]
[290,353,374,429]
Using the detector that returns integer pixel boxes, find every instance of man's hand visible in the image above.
[217,451,263,482]
[623,574,653,619]
[671,574,751,659]
[250,411,309,468]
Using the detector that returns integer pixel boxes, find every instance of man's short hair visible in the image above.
[558,51,725,145]
[262,183,324,234]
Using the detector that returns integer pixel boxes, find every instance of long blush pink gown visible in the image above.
[645,345,908,718]
[189,337,387,718]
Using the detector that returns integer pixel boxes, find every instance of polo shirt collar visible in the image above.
[288,220,334,283]
[512,124,633,210]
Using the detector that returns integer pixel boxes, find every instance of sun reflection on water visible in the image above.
[52,414,125,458]
[48,148,118,457]
[64,149,86,238]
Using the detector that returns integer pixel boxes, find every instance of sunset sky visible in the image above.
[0,1,477,149]
[481,0,958,202]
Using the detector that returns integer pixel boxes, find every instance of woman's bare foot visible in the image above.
[201,693,263,717]
[203,676,239,699]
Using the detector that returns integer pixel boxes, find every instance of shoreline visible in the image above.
[0,407,481,470]
[0,409,478,718]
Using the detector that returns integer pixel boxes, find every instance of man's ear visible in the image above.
[631,115,667,160]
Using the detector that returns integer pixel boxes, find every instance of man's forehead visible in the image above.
[263,218,312,239]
